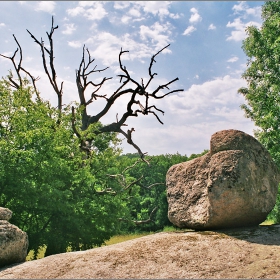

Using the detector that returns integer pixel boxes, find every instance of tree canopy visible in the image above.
[238,1,280,222]
[0,79,130,257]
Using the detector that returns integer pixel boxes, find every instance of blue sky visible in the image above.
[0,1,264,156]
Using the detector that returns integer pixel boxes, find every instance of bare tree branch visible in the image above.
[2,17,184,160]
[0,35,41,100]
[26,16,63,112]
[118,207,159,225]
[20,67,41,100]
[71,106,82,139]
[139,182,165,189]
[76,45,113,130]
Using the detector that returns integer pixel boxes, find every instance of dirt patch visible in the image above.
[0,225,280,279]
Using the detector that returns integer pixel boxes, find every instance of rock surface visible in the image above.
[166,129,280,229]
[0,208,12,221]
[0,208,29,267]
[0,225,280,279]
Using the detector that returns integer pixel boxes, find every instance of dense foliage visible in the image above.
[117,151,208,232]
[239,1,280,222]
[0,79,129,257]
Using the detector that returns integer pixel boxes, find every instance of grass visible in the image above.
[162,226,178,232]
[26,246,47,261]
[104,232,152,246]
[260,219,275,225]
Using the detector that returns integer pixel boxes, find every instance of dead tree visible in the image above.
[0,16,177,226]
[1,16,184,160]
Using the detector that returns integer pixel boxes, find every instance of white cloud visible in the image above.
[227,56,239,63]
[189,7,202,23]
[246,7,262,17]
[129,8,141,18]
[190,8,198,14]
[208,24,216,30]
[0,23,5,27]
[113,2,179,21]
[86,7,107,20]
[121,75,256,155]
[121,15,132,24]
[114,2,131,10]
[182,8,201,36]
[85,32,143,66]
[34,1,56,13]
[67,6,84,17]
[162,75,255,140]
[182,26,196,36]
[68,41,82,48]
[163,75,248,125]
[139,22,172,50]
[136,1,176,20]
[232,1,261,17]
[78,1,97,7]
[81,23,172,67]
[170,13,180,19]
[226,18,261,41]
[232,2,247,14]
[62,23,76,35]
[226,2,262,41]
[89,23,98,31]
[67,2,107,20]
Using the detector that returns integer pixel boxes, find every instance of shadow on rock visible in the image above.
[207,224,280,246]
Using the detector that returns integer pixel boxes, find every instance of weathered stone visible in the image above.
[0,207,13,221]
[0,220,29,267]
[166,129,280,230]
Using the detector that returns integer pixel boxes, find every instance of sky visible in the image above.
[0,1,265,156]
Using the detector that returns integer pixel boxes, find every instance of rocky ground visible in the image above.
[0,225,280,279]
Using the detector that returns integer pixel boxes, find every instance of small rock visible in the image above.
[166,129,280,230]
[0,219,29,267]
[0,207,13,221]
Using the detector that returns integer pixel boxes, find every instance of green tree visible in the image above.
[0,80,128,257]
[117,151,208,232]
[238,1,280,222]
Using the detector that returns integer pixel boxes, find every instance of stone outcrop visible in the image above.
[0,207,12,221]
[166,129,280,229]
[0,208,28,267]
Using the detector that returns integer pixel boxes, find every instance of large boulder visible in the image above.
[0,208,29,267]
[166,129,280,230]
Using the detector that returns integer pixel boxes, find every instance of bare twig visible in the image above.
[27,16,63,112]
[139,182,165,189]
[0,34,42,99]
[118,206,159,225]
